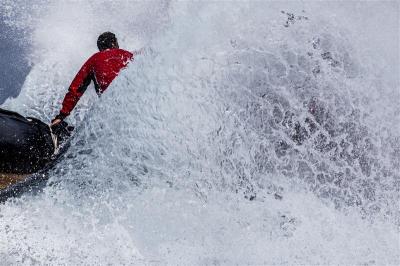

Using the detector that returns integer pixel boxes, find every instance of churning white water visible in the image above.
[0,1,399,265]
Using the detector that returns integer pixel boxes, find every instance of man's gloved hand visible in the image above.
[50,119,74,146]
[51,113,67,126]
[51,118,62,126]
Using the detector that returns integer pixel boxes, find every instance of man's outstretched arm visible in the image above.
[52,57,94,125]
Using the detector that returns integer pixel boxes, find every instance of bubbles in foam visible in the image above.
[0,1,399,264]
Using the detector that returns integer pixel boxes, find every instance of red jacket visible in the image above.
[57,48,133,119]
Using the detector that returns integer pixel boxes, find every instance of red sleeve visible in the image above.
[59,56,94,117]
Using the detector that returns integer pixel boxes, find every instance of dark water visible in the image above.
[0,17,31,103]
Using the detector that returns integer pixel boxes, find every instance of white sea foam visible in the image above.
[0,1,399,264]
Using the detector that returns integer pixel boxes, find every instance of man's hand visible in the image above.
[51,118,62,126]
[51,113,67,127]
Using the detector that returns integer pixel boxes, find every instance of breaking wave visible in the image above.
[0,1,399,264]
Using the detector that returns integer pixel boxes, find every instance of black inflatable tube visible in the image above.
[0,108,73,202]
[0,108,55,175]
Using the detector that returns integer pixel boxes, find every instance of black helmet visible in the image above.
[97,32,118,51]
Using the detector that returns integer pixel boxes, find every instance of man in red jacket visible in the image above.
[51,32,134,126]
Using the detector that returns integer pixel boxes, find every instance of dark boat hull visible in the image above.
[0,108,73,202]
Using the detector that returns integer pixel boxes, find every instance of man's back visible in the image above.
[85,48,133,93]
